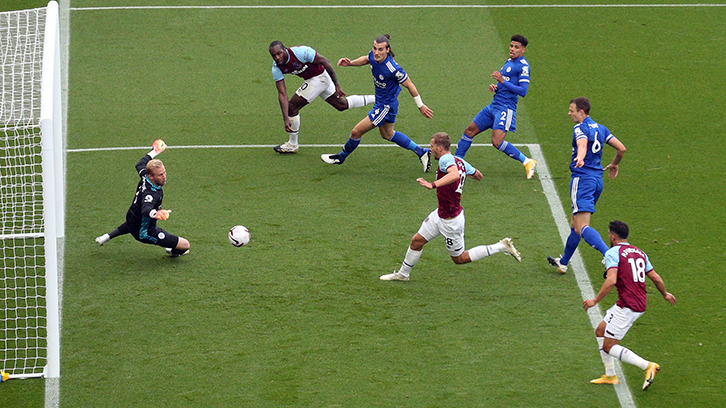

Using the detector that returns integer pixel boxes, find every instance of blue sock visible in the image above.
[389,131,425,157]
[338,137,361,159]
[498,141,527,163]
[560,228,581,265]
[455,134,473,157]
[581,226,609,255]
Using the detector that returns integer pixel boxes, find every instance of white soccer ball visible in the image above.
[228,225,250,247]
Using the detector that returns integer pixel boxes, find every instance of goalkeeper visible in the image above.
[95,140,190,257]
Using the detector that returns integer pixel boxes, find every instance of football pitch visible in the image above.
[2,1,726,407]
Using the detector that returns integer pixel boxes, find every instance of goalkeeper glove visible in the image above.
[148,139,167,158]
[1,370,9,382]
[152,209,171,220]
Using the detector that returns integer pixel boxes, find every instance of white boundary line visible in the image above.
[69,4,726,11]
[65,142,637,405]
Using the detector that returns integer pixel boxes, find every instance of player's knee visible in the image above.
[177,238,190,251]
[451,253,470,264]
[334,101,348,112]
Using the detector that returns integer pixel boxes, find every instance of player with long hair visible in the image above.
[321,34,434,172]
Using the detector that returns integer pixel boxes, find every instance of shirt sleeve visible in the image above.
[644,253,654,273]
[271,64,284,82]
[290,46,317,63]
[573,125,587,141]
[438,154,455,172]
[604,246,620,270]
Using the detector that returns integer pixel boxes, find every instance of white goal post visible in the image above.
[1,0,63,381]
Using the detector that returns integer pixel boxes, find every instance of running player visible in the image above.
[548,97,626,273]
[454,35,537,179]
[95,139,190,257]
[583,220,676,390]
[269,41,375,154]
[380,132,521,281]
[321,34,433,172]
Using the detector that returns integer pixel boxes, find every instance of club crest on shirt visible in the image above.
[144,195,153,203]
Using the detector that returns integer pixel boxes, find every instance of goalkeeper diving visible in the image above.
[95,139,191,257]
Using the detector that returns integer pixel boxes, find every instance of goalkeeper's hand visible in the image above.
[152,209,171,220]
[152,139,167,154]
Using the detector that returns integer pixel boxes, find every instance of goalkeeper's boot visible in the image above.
[548,256,568,274]
[500,238,522,262]
[523,158,537,179]
[166,248,189,257]
[273,142,298,154]
[380,271,409,281]
[420,149,432,173]
[321,154,344,165]
[95,234,110,246]
[590,375,619,385]
[643,362,660,390]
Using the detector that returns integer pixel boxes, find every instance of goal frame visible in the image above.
[1,0,64,381]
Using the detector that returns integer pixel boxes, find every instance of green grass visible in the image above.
[2,1,725,407]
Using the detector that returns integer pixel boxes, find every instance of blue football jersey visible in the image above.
[570,116,614,177]
[491,57,530,110]
[368,50,409,107]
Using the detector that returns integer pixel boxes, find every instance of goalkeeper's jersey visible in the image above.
[126,154,164,238]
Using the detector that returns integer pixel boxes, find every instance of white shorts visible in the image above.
[602,304,644,340]
[295,70,335,102]
[417,209,466,257]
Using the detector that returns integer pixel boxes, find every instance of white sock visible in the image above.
[598,337,616,376]
[288,115,300,145]
[467,242,504,262]
[609,344,649,370]
[346,95,375,108]
[398,247,422,277]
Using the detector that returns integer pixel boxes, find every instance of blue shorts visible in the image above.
[472,104,517,133]
[368,103,397,127]
[570,176,603,214]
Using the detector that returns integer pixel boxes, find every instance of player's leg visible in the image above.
[325,94,375,111]
[150,229,190,257]
[273,94,308,154]
[321,116,375,165]
[379,123,431,171]
[490,108,536,178]
[95,222,131,246]
[382,210,438,281]
[601,305,658,389]
[455,106,492,158]
[570,177,608,255]
[590,319,619,384]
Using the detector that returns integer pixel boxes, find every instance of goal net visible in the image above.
[1,1,62,380]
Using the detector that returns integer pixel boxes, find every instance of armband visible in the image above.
[431,181,436,189]
[413,95,424,109]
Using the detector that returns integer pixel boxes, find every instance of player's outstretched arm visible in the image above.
[151,209,171,221]
[646,270,677,305]
[338,55,369,67]
[584,268,617,310]
[401,78,433,118]
[314,53,345,98]
[604,136,626,179]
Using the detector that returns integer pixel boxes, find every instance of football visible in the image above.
[228,225,250,247]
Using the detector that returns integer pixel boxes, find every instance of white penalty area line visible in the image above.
[69,3,726,11]
[66,142,636,407]
[67,142,503,153]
